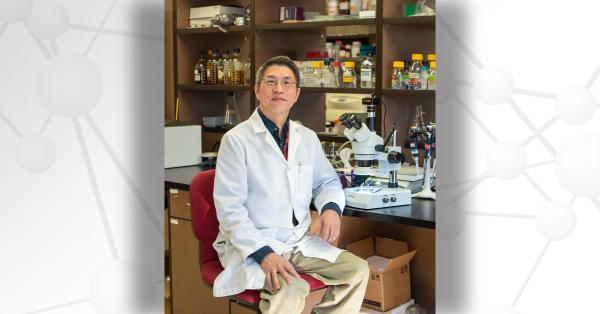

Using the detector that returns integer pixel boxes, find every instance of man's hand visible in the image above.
[317,209,341,244]
[260,253,300,291]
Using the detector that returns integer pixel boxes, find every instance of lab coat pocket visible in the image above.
[295,164,314,207]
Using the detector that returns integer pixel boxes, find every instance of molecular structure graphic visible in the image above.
[436,5,600,313]
[1,0,163,313]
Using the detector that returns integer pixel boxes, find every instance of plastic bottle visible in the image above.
[342,61,357,88]
[304,61,322,87]
[327,0,338,16]
[391,61,405,89]
[194,54,207,85]
[427,53,436,64]
[408,53,423,90]
[360,55,374,88]
[351,41,361,58]
[321,59,335,87]
[420,61,429,90]
[427,61,436,90]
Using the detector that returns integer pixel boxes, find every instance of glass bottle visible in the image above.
[332,60,342,88]
[427,61,436,90]
[194,54,207,85]
[217,49,225,85]
[391,61,405,89]
[342,61,356,88]
[209,49,219,85]
[321,59,335,88]
[408,53,423,90]
[244,55,251,85]
[360,54,374,88]
[327,0,338,16]
[223,92,241,127]
[223,49,232,85]
[350,0,360,15]
[232,48,244,85]
[206,49,214,84]
[339,0,350,15]
[305,61,322,87]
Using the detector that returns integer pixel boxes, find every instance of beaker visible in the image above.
[223,92,241,127]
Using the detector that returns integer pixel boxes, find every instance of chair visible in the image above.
[189,169,327,311]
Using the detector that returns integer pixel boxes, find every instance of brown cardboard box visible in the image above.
[347,237,417,312]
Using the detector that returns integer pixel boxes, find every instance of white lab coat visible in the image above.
[212,109,345,297]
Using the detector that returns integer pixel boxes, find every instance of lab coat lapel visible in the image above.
[287,121,302,165]
[249,110,287,163]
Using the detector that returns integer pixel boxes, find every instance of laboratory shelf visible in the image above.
[256,18,376,32]
[203,126,233,134]
[300,87,375,94]
[177,25,250,35]
[383,16,435,28]
[325,34,374,40]
[178,84,251,92]
[381,89,435,96]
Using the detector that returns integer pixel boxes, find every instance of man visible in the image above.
[212,56,369,313]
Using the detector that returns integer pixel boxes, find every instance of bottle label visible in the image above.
[361,70,371,83]
[339,2,349,10]
[343,77,353,82]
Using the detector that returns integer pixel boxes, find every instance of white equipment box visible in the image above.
[164,125,202,168]
[344,186,411,209]
[190,5,245,19]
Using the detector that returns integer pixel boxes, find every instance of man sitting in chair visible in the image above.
[213,56,369,313]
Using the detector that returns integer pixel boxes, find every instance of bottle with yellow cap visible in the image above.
[391,61,407,89]
[304,61,323,87]
[342,61,357,88]
[408,53,423,90]
[427,60,436,90]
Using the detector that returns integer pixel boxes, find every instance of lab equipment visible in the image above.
[339,94,412,209]
[342,61,357,88]
[164,124,202,168]
[408,54,424,90]
[223,92,240,127]
[408,106,436,200]
[360,54,374,88]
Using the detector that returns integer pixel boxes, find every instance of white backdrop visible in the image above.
[0,0,599,313]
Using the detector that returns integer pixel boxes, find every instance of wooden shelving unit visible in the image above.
[178,84,251,92]
[256,18,376,31]
[177,25,250,35]
[383,16,435,28]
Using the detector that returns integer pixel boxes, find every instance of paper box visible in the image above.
[347,237,417,312]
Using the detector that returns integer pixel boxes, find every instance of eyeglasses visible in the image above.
[260,79,297,89]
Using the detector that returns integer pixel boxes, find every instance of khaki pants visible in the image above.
[258,251,369,314]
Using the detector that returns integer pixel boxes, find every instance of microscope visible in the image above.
[339,94,412,209]
[408,106,436,200]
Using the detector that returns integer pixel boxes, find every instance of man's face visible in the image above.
[254,65,300,116]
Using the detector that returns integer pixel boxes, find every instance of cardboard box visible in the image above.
[346,237,417,312]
